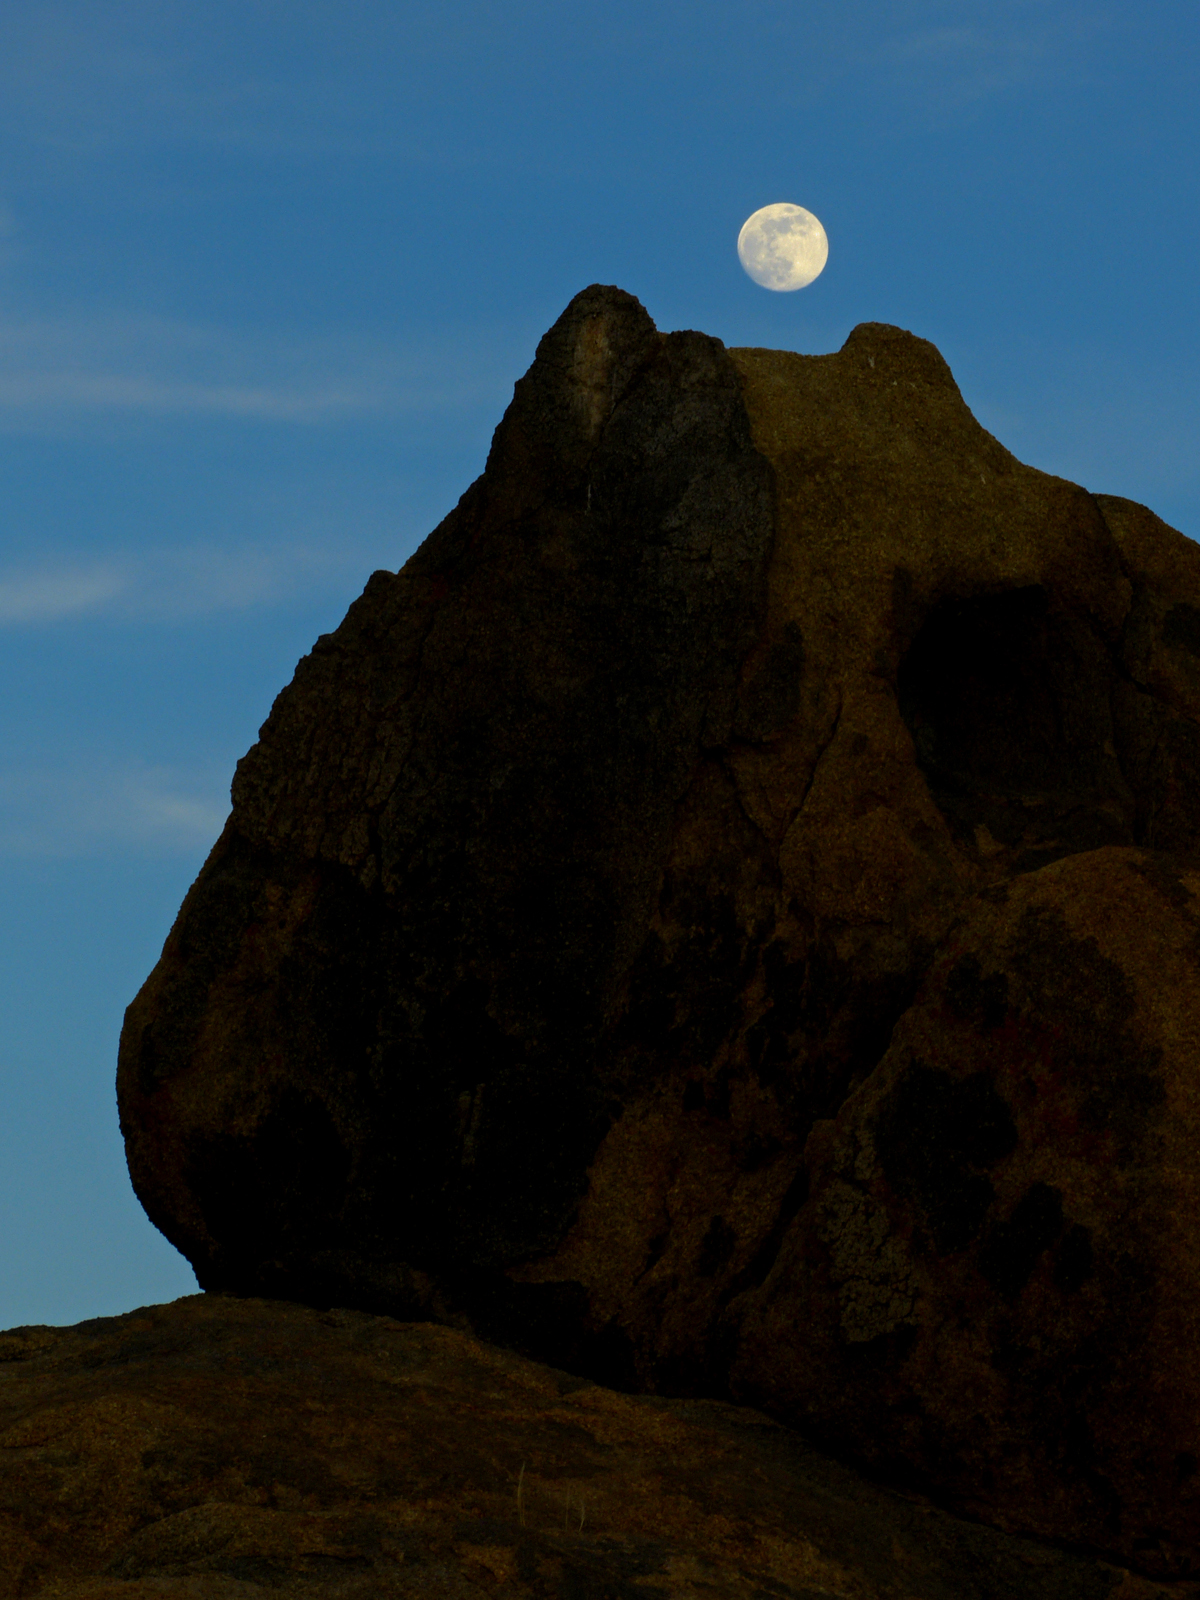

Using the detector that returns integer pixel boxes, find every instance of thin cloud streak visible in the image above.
[872,3,1114,113]
[0,0,629,168]
[0,371,375,421]
[0,309,525,426]
[0,540,381,627]
[0,761,229,859]
[0,567,126,623]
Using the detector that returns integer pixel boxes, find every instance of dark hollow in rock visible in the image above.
[897,585,1137,869]
[873,1063,1018,1254]
[119,285,1200,1574]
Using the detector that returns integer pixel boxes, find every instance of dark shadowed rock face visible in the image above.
[730,846,1200,1574]
[119,285,1200,1573]
[119,285,777,1319]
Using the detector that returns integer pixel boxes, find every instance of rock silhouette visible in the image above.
[118,285,1200,1575]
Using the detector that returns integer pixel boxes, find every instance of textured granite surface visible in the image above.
[0,1294,1191,1598]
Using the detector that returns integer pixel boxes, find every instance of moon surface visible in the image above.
[737,203,828,291]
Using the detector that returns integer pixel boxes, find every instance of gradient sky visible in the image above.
[2,0,1197,1328]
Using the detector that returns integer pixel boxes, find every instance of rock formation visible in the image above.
[118,285,1200,1575]
[0,1293,1189,1598]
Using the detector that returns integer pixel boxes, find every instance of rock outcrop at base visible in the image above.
[0,1294,1190,1599]
[118,285,1200,1573]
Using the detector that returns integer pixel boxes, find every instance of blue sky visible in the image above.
[1,0,1197,1327]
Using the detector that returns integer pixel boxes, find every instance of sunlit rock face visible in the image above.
[119,284,1200,1576]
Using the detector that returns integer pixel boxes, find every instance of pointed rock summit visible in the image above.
[119,286,1200,1576]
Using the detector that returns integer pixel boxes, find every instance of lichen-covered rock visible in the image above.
[118,285,1200,1573]
[0,1293,1187,1599]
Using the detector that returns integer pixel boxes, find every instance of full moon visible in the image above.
[737,203,828,291]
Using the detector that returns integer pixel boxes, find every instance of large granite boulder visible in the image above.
[118,285,1200,1574]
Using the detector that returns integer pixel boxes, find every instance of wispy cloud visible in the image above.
[0,761,229,858]
[125,541,364,617]
[0,539,380,626]
[0,371,372,421]
[0,0,510,167]
[888,23,1043,100]
[0,567,125,623]
[0,309,518,428]
[872,3,1114,113]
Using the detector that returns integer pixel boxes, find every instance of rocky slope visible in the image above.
[117,286,1200,1574]
[0,1293,1191,1598]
